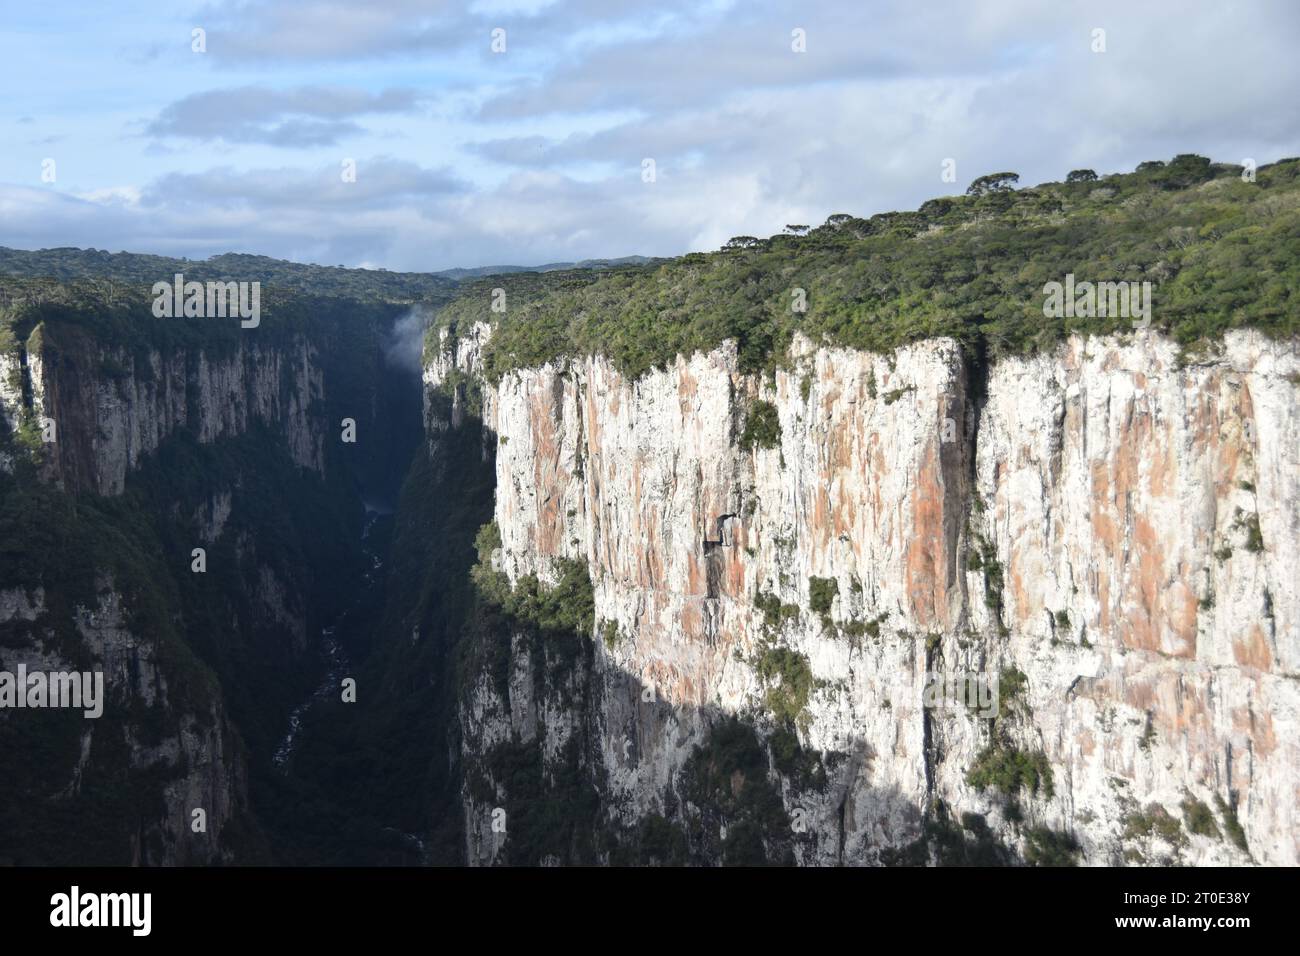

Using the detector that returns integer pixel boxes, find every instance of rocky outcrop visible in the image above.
[424,321,492,436]
[1,326,324,495]
[0,581,243,864]
[431,326,1299,866]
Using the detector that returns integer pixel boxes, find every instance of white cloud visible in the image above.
[2,0,1298,269]
[71,186,143,206]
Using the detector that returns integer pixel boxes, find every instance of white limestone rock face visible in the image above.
[432,326,1298,866]
[424,321,493,436]
[0,351,24,434]
[970,330,1299,866]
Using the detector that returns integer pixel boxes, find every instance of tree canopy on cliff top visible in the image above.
[0,249,456,357]
[435,155,1300,381]
[0,249,455,302]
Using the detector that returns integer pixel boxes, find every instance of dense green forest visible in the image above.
[434,155,1300,381]
[0,248,455,302]
[0,247,456,357]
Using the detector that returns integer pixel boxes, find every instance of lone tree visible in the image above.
[1157,153,1214,188]
[1065,169,1098,183]
[784,224,810,236]
[966,172,1020,197]
[823,213,854,228]
[722,236,763,252]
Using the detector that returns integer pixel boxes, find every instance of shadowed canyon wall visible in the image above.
[0,304,422,864]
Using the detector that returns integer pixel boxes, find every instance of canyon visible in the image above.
[1,294,1295,867]
[2,156,1297,867]
[1,289,1295,866]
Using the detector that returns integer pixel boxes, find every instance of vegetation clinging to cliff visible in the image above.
[438,155,1300,382]
[739,398,782,450]
[683,717,793,865]
[1022,827,1081,866]
[967,745,1055,800]
[470,521,595,639]
[752,643,819,728]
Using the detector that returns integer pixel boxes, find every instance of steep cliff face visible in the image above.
[0,582,242,864]
[972,334,1298,864]
[431,325,1298,866]
[3,324,324,495]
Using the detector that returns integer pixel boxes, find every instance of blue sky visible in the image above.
[2,0,1299,271]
